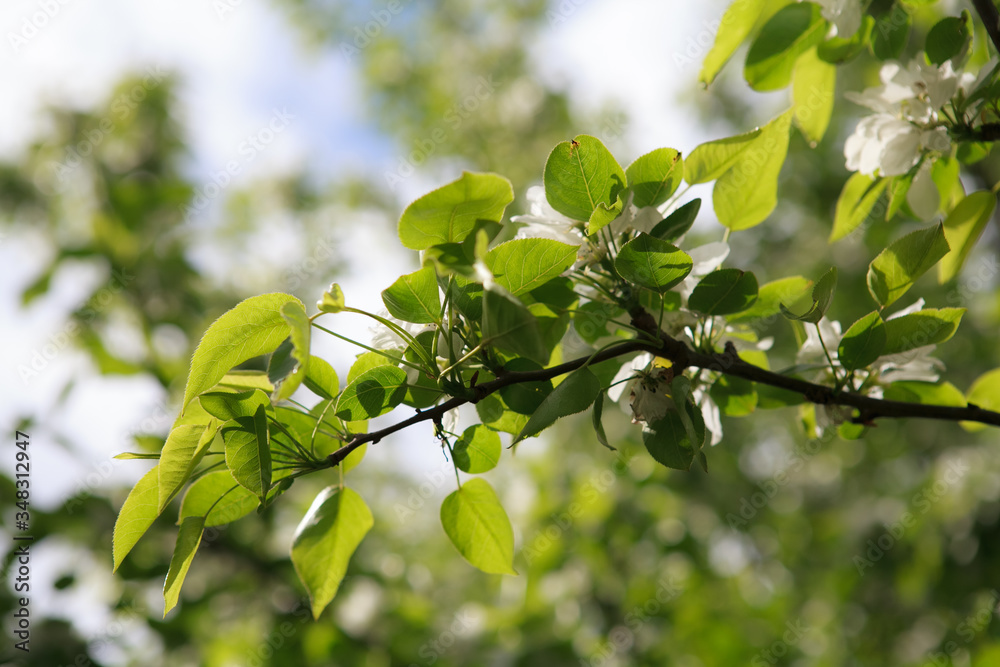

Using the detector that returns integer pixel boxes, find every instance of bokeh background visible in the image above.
[2,0,1000,665]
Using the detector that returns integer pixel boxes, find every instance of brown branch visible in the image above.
[325,309,1000,467]
[973,0,1000,56]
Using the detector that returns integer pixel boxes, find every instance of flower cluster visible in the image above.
[844,57,973,179]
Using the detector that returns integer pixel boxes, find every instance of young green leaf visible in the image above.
[614,233,693,293]
[744,3,826,91]
[200,389,271,421]
[792,47,835,145]
[884,381,966,407]
[182,293,303,411]
[481,289,549,364]
[837,311,887,371]
[781,266,836,324]
[453,425,502,474]
[179,471,259,527]
[688,269,759,315]
[939,191,996,283]
[872,4,910,60]
[222,406,272,503]
[398,171,514,250]
[513,367,602,444]
[291,486,374,619]
[317,283,346,313]
[591,391,614,450]
[714,110,793,230]
[625,148,684,208]
[303,356,340,400]
[382,267,441,324]
[484,239,578,296]
[642,403,705,471]
[964,368,1000,430]
[817,15,874,63]
[925,11,971,66]
[684,129,762,185]
[440,478,517,576]
[272,301,311,402]
[831,173,888,242]
[651,198,701,241]
[163,516,205,616]
[543,135,626,222]
[867,224,950,307]
[728,275,811,322]
[158,423,216,514]
[882,307,965,355]
[700,0,767,86]
[588,196,624,235]
[113,465,160,572]
[335,365,409,421]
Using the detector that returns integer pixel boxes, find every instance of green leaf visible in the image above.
[453,425,502,474]
[335,365,408,421]
[482,290,549,364]
[651,199,701,241]
[781,267,837,324]
[625,148,684,208]
[884,381,966,407]
[588,195,624,235]
[792,47,835,145]
[710,375,757,417]
[642,403,705,471]
[700,0,767,86]
[729,275,811,322]
[867,224,950,307]
[179,471,259,527]
[872,4,910,60]
[398,171,514,250]
[614,233,693,293]
[303,356,340,400]
[440,478,516,576]
[113,465,161,572]
[543,135,626,222]
[216,370,274,393]
[222,405,272,503]
[939,191,996,283]
[485,239,578,296]
[291,486,374,619]
[831,173,888,242]
[882,307,965,355]
[163,516,205,616]
[182,293,303,411]
[684,129,762,184]
[689,269,759,315]
[270,302,311,402]
[591,391,614,450]
[817,15,874,63]
[158,423,216,514]
[513,367,602,444]
[200,389,271,421]
[926,11,971,66]
[714,110,793,230]
[382,267,441,324]
[317,283,346,313]
[963,369,1000,432]
[837,311,887,371]
[744,3,826,91]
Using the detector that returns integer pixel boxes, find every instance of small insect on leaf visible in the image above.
[570,139,580,152]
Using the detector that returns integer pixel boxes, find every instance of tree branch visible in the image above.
[973,0,1000,56]
[325,309,1000,467]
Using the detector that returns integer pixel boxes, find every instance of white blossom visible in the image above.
[609,353,676,424]
[693,386,723,446]
[796,318,843,365]
[510,185,584,245]
[813,0,862,38]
